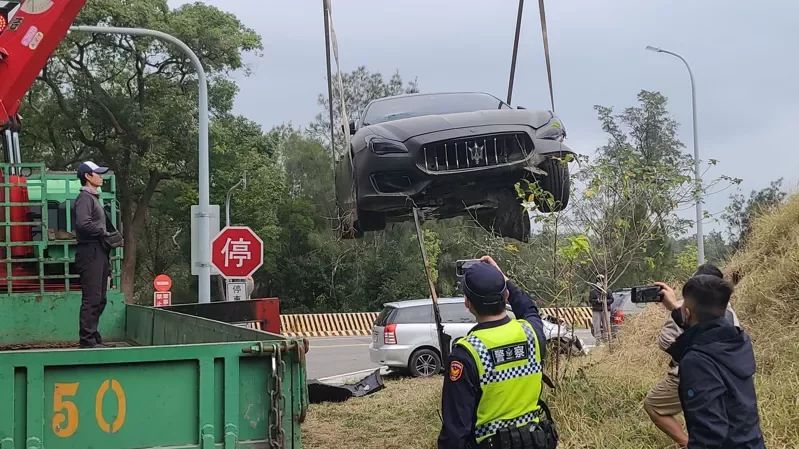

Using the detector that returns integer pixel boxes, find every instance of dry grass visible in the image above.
[303,194,799,448]
[724,193,799,448]
[303,376,441,449]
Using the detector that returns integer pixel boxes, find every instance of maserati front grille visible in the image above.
[420,132,533,172]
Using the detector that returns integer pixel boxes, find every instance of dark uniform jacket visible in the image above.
[667,318,765,449]
[437,282,546,449]
[588,287,613,312]
[74,188,107,244]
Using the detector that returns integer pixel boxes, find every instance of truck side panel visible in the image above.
[0,293,125,346]
[0,305,307,449]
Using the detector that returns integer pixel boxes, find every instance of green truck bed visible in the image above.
[0,293,308,449]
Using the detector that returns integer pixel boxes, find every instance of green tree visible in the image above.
[277,127,337,223]
[130,115,283,303]
[674,244,699,280]
[308,66,419,156]
[569,91,698,287]
[21,0,262,299]
[508,91,737,300]
[703,231,731,265]
[722,179,786,249]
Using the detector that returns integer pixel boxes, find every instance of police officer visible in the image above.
[74,161,112,348]
[438,256,557,449]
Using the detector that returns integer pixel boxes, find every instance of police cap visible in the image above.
[462,262,507,306]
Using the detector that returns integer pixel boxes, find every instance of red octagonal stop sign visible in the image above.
[211,226,264,279]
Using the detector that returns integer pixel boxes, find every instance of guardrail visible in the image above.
[542,307,592,329]
[280,307,591,337]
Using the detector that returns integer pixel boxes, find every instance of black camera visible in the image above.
[455,259,481,290]
[630,285,663,303]
[455,259,482,277]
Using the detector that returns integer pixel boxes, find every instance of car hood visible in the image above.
[363,109,557,142]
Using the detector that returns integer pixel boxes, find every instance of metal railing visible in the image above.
[0,163,122,294]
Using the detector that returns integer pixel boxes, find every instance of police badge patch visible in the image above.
[490,343,529,366]
[449,361,464,381]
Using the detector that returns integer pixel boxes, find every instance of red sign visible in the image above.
[211,226,264,279]
[154,291,172,307]
[153,274,172,292]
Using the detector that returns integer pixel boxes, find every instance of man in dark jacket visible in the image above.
[656,276,765,449]
[74,161,111,348]
[644,264,741,448]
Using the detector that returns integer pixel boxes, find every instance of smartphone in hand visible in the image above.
[630,285,664,303]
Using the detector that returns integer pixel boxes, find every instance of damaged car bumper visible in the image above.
[353,125,573,217]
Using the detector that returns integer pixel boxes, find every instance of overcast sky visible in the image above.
[174,0,798,234]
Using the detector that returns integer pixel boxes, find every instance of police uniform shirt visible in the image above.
[438,281,547,449]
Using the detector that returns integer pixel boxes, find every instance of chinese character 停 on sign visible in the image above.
[221,237,252,268]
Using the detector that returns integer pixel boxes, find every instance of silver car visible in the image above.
[369,297,584,377]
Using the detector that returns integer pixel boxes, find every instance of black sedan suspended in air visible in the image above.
[335,92,574,241]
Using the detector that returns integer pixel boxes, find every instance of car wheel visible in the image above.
[484,189,530,242]
[536,158,570,213]
[494,190,530,242]
[409,348,441,377]
[355,208,386,232]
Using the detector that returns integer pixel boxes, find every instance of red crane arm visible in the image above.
[0,0,87,124]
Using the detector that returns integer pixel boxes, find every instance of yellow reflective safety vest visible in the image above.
[457,319,543,443]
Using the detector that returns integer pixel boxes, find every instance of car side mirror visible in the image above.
[348,121,357,135]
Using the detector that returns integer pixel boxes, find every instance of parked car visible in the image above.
[369,297,585,377]
[335,92,575,241]
[609,288,648,335]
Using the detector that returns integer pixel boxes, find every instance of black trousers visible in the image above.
[77,243,110,347]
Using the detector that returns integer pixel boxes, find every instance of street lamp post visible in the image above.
[646,45,705,265]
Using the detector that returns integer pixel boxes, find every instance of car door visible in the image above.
[393,305,435,350]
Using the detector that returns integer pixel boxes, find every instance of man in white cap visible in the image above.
[74,161,112,348]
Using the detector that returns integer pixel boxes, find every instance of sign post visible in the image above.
[211,226,264,301]
[153,274,173,307]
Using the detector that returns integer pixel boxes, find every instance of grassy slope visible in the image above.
[303,194,799,449]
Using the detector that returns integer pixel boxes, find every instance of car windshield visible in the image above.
[362,93,509,125]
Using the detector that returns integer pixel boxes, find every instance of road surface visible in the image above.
[305,329,597,380]
[306,336,380,379]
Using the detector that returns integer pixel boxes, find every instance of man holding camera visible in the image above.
[438,256,557,449]
[644,265,740,447]
[654,274,765,449]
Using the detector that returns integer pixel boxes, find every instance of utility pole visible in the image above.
[646,45,705,264]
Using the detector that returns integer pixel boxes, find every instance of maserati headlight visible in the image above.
[368,137,408,155]
[536,118,566,140]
